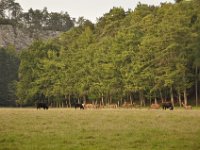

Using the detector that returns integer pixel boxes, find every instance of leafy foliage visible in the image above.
[3,0,200,106]
[0,45,19,106]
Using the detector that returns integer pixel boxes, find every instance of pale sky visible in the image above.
[15,0,175,23]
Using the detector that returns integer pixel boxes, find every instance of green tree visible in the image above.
[0,45,19,106]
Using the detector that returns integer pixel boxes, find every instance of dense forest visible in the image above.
[0,0,200,107]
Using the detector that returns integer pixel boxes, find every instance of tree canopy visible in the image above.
[0,0,74,31]
[1,0,200,107]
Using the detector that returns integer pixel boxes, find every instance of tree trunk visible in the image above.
[159,90,164,103]
[101,93,104,106]
[170,86,174,107]
[164,89,167,102]
[154,97,157,104]
[130,94,133,104]
[183,88,187,106]
[68,95,71,108]
[83,95,86,104]
[109,95,112,104]
[120,97,123,106]
[62,102,64,108]
[139,90,145,106]
[154,92,157,104]
[178,89,182,107]
[149,93,152,105]
[65,95,68,107]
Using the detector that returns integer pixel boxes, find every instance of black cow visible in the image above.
[36,102,48,110]
[162,102,173,110]
[74,103,84,110]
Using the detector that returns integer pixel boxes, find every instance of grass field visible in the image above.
[0,108,200,150]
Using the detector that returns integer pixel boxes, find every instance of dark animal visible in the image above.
[74,103,84,109]
[37,102,48,110]
[162,102,173,110]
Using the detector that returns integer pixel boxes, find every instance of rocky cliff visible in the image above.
[0,25,61,50]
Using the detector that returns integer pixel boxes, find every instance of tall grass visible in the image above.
[0,108,200,150]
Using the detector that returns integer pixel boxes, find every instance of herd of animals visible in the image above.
[36,101,192,110]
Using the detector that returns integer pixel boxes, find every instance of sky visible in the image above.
[15,0,175,23]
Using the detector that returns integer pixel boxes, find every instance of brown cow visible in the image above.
[182,102,192,110]
[84,103,95,109]
[94,104,104,109]
[122,102,134,109]
[150,103,160,109]
[105,104,118,109]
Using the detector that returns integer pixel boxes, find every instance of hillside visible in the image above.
[0,0,74,50]
[0,25,61,50]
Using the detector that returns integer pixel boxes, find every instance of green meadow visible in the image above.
[0,108,200,150]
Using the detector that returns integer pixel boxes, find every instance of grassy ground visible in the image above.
[0,108,200,150]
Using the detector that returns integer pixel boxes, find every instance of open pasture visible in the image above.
[0,108,200,150]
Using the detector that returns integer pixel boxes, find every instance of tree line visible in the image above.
[1,0,200,107]
[0,0,74,32]
[0,46,19,106]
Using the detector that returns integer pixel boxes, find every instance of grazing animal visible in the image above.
[84,103,95,109]
[181,102,192,110]
[95,104,104,109]
[94,104,103,109]
[150,103,160,109]
[74,103,84,109]
[122,102,134,109]
[37,102,48,110]
[162,102,173,110]
[106,104,118,109]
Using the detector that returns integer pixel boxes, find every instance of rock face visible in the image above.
[0,25,61,50]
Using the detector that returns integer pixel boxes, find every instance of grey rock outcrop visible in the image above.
[0,25,61,50]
